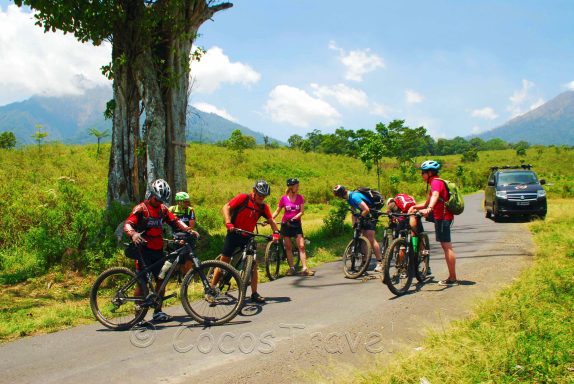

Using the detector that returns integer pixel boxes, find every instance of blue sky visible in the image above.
[1,0,573,141]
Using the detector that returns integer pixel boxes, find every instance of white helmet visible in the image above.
[149,179,171,203]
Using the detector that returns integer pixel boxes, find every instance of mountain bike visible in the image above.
[342,210,379,279]
[260,222,301,280]
[382,213,431,296]
[90,232,245,330]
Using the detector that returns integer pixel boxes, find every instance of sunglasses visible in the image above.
[255,193,267,198]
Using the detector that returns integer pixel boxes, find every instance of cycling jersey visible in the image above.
[169,205,195,227]
[347,191,372,211]
[228,193,273,232]
[428,176,454,221]
[124,201,188,250]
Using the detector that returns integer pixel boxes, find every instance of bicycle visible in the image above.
[382,212,431,296]
[342,210,381,279]
[260,222,301,281]
[90,232,245,330]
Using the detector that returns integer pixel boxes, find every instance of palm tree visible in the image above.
[89,128,110,158]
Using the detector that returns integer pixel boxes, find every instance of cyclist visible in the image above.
[333,184,383,273]
[124,179,199,322]
[271,178,315,276]
[168,191,196,277]
[219,179,280,303]
[409,160,458,286]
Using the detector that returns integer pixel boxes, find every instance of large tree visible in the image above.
[15,0,232,206]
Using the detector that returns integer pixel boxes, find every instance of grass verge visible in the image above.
[342,199,574,383]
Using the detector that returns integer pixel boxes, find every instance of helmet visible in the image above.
[333,184,347,198]
[386,197,395,206]
[175,191,190,202]
[254,179,271,196]
[149,179,171,203]
[419,160,441,172]
[286,178,299,186]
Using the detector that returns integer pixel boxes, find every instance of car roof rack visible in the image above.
[490,164,533,171]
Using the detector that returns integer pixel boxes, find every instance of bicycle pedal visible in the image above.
[163,293,177,300]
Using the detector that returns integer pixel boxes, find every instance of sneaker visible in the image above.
[250,292,266,303]
[374,262,384,273]
[299,269,315,276]
[438,279,459,286]
[152,311,172,322]
[286,267,297,276]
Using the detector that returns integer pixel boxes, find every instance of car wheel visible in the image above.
[485,209,491,219]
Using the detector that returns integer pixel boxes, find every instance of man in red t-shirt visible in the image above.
[217,179,280,303]
[410,160,458,286]
[124,179,198,322]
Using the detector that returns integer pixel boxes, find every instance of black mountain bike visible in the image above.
[90,232,245,329]
[260,222,301,281]
[382,213,431,296]
[342,210,380,279]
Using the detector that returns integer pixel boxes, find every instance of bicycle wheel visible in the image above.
[380,232,393,256]
[264,240,282,280]
[415,233,431,282]
[90,267,149,330]
[383,238,413,296]
[180,260,245,326]
[343,236,372,279]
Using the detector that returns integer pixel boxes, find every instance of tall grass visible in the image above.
[336,199,574,383]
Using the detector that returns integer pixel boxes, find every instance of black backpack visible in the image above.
[355,187,385,210]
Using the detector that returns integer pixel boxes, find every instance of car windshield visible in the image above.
[498,171,538,185]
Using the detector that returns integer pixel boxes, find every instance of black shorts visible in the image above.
[394,217,424,235]
[222,231,250,258]
[280,221,303,237]
[434,220,452,243]
[135,247,164,278]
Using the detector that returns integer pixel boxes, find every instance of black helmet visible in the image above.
[333,184,347,198]
[149,179,171,203]
[286,178,299,186]
[254,179,271,196]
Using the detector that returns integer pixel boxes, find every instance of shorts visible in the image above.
[434,220,452,243]
[394,216,424,235]
[280,221,303,237]
[135,247,164,278]
[361,217,377,231]
[222,231,250,258]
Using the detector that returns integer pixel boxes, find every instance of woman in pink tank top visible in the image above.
[271,178,315,276]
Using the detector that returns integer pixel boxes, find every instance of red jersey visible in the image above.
[428,176,454,221]
[228,193,272,232]
[124,200,188,250]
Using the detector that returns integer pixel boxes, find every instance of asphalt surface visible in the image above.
[0,193,534,384]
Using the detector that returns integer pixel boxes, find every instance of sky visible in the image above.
[1,0,574,141]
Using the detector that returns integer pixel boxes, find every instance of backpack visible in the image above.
[436,178,464,215]
[394,194,416,213]
[355,187,385,210]
[230,193,267,224]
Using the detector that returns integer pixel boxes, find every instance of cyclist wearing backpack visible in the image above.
[219,179,280,303]
[410,160,458,286]
[271,178,315,276]
[168,191,196,277]
[333,185,384,273]
[124,179,199,322]
[387,194,425,235]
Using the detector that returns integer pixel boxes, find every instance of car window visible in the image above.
[497,171,538,185]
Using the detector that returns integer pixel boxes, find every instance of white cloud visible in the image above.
[192,46,260,93]
[192,102,236,121]
[471,125,486,134]
[405,89,424,104]
[369,102,393,118]
[329,41,384,82]
[507,79,545,118]
[265,85,340,128]
[566,80,574,90]
[310,83,368,108]
[0,5,111,105]
[471,107,498,120]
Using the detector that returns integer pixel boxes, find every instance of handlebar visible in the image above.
[232,228,273,241]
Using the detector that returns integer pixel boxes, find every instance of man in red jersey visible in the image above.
[124,179,198,322]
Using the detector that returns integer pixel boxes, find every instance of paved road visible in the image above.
[0,193,534,384]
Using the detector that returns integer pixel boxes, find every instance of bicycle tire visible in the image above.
[264,240,282,280]
[380,232,393,256]
[415,233,430,282]
[90,267,149,330]
[180,260,245,326]
[383,238,413,296]
[342,236,372,279]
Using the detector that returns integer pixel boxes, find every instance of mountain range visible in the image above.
[0,86,272,145]
[472,90,574,145]
[1,88,573,146]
